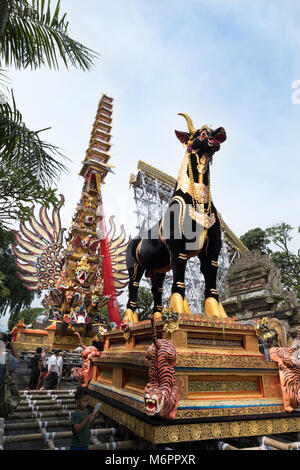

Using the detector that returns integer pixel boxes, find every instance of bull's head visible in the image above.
[175,113,226,156]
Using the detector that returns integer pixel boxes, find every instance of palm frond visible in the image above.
[0,68,11,103]
[0,91,69,186]
[0,0,10,37]
[0,0,98,70]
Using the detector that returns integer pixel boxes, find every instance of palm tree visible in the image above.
[0,0,98,228]
[0,0,97,71]
[0,0,98,323]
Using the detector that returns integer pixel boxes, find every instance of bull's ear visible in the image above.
[175,130,190,144]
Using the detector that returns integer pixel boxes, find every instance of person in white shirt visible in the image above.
[44,350,59,389]
[41,347,49,370]
[57,351,64,390]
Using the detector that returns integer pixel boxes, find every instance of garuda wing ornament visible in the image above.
[107,215,129,296]
[12,195,65,291]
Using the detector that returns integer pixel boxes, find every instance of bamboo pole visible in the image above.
[47,440,56,450]
[20,399,74,406]
[0,418,4,451]
[287,442,300,450]
[16,405,75,411]
[6,410,74,420]
[4,427,116,443]
[262,436,298,451]
[219,441,275,451]
[219,442,239,450]
[21,390,76,395]
[241,446,271,450]
[21,394,75,400]
[90,440,138,450]
[4,418,104,431]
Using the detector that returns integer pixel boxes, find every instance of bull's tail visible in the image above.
[149,314,160,350]
[126,237,141,270]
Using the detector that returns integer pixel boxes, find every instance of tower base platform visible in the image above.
[14,319,103,351]
[87,314,300,444]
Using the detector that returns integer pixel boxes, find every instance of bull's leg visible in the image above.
[150,272,166,320]
[198,241,227,319]
[169,253,188,314]
[164,199,192,315]
[125,263,145,324]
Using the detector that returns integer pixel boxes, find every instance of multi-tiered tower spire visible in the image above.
[13,94,128,328]
[61,94,123,327]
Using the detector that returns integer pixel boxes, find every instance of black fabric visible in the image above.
[30,354,41,372]
[92,341,103,352]
[44,371,58,390]
[28,370,40,390]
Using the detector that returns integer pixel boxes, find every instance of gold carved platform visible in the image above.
[14,320,102,351]
[88,314,300,444]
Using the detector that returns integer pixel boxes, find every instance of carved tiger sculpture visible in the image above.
[144,316,179,420]
[71,332,100,387]
[270,328,300,412]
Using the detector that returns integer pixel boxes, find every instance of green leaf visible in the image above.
[0,91,69,186]
[0,0,98,71]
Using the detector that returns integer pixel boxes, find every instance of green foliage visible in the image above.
[137,286,153,321]
[0,0,98,71]
[0,0,98,234]
[96,305,110,324]
[0,161,61,228]
[265,223,300,298]
[7,306,44,330]
[0,0,98,325]
[99,303,125,324]
[0,92,68,187]
[118,303,125,319]
[0,230,36,321]
[240,223,300,298]
[0,269,10,300]
[240,227,271,255]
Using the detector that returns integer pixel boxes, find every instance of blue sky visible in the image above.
[1,0,300,327]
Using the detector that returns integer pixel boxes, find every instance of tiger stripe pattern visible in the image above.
[270,345,300,412]
[144,316,179,420]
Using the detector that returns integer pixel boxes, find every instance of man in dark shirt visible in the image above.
[70,388,99,450]
[28,347,42,390]
[92,340,103,352]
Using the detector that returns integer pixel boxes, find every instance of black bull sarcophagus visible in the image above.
[124,113,228,323]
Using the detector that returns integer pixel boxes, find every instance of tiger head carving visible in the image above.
[144,384,165,416]
[144,316,179,420]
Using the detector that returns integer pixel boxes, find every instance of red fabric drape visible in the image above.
[98,189,121,328]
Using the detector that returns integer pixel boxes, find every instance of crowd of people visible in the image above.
[28,347,66,390]
[0,332,102,450]
[0,332,77,391]
[1,331,103,391]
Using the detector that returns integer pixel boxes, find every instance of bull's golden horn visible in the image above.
[178,113,196,136]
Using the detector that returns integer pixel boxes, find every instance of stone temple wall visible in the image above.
[222,250,300,339]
